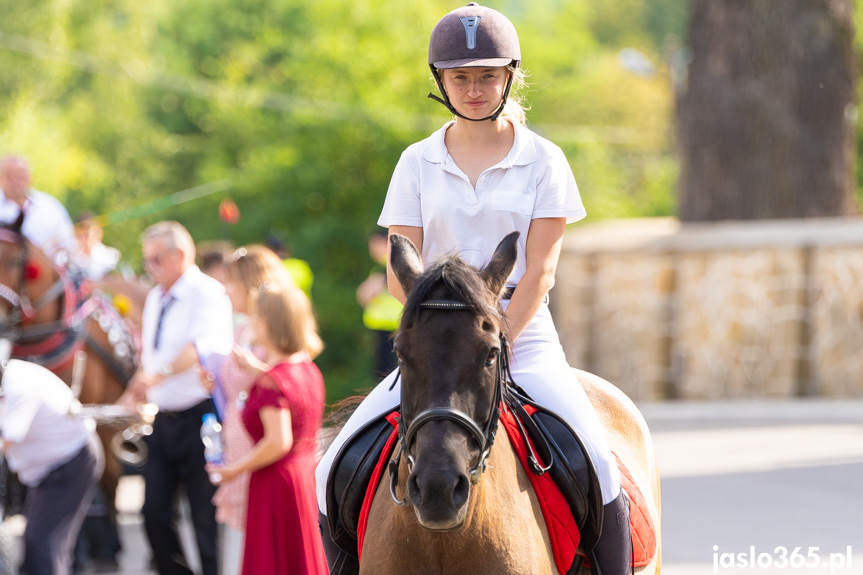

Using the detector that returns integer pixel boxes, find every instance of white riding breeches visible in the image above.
[315,302,621,515]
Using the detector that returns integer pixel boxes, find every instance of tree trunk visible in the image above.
[676,0,858,221]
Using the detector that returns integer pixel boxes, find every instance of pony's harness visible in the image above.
[0,228,135,379]
[389,297,553,506]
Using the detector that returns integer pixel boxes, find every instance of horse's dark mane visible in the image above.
[401,255,503,330]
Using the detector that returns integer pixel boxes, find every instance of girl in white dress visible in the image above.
[317,4,632,573]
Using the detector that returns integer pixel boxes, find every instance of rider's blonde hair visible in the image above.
[501,66,530,127]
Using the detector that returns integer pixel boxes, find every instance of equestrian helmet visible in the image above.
[428,2,521,70]
[427,3,521,121]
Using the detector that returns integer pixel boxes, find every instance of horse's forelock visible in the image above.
[401,257,503,330]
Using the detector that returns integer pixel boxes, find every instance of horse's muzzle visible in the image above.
[406,435,472,531]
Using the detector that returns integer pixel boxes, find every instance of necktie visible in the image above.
[154,295,175,350]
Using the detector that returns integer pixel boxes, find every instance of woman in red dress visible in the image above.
[208,285,328,575]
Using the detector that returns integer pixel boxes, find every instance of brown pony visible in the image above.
[360,233,661,575]
[0,219,145,520]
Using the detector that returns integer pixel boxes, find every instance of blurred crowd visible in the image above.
[0,153,368,575]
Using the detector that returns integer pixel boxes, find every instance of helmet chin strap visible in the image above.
[428,68,515,122]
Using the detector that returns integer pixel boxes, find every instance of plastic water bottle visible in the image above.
[200,413,225,482]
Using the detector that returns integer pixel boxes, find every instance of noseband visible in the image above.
[390,299,508,506]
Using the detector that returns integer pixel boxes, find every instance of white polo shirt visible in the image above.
[140,265,233,412]
[378,120,586,286]
[0,189,76,256]
[0,360,93,486]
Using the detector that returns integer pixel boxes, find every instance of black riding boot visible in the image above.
[590,491,632,575]
[319,512,360,575]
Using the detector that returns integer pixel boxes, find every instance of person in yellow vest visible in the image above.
[266,235,313,299]
[356,231,402,379]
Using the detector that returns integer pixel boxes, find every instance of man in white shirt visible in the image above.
[0,155,76,257]
[120,221,232,575]
[0,352,103,575]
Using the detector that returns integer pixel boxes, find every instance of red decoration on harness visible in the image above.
[25,261,40,281]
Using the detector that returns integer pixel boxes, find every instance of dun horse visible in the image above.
[360,233,661,575]
[0,218,143,521]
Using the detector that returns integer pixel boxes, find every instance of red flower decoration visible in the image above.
[25,261,41,281]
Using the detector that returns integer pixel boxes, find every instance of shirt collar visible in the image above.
[422,121,455,164]
[158,265,201,301]
[0,189,33,210]
[421,119,537,168]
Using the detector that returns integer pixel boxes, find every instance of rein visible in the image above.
[389,298,507,506]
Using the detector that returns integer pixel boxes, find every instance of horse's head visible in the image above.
[0,213,56,334]
[390,231,518,531]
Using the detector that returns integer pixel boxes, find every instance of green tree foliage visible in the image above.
[0,0,682,401]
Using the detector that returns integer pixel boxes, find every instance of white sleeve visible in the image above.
[41,196,77,255]
[0,387,39,443]
[55,202,76,248]
[532,145,587,224]
[378,151,423,228]
[189,284,234,357]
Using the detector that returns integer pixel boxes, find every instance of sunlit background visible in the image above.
[1,0,861,401]
[2,2,862,574]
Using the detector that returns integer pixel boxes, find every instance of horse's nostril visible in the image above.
[407,473,423,507]
[452,474,469,508]
[410,470,471,512]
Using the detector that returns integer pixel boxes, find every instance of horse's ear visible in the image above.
[480,232,519,298]
[390,234,423,297]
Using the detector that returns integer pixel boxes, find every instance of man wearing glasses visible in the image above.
[119,220,232,575]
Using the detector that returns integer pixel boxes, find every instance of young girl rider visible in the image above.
[317,4,632,573]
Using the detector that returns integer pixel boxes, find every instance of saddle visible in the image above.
[501,385,605,573]
[325,387,606,575]
[325,409,399,558]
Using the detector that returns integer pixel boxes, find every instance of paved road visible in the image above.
[643,400,863,575]
[5,399,863,574]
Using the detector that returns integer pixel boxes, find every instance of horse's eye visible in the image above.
[485,350,498,368]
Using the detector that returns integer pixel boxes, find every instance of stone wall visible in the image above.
[552,217,863,400]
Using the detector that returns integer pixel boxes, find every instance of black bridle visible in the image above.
[0,228,34,338]
[389,299,508,506]
[0,228,94,344]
